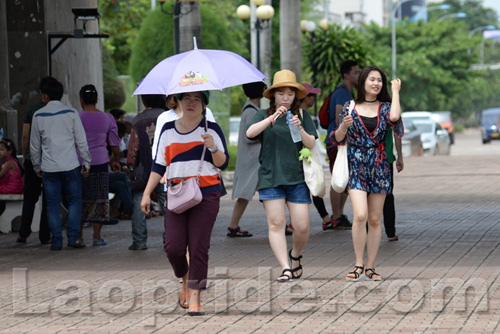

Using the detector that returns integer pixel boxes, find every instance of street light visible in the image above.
[437,12,467,22]
[301,19,329,125]
[159,0,198,54]
[468,25,496,64]
[391,0,414,80]
[236,1,275,71]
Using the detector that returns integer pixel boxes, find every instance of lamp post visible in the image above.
[468,25,496,63]
[301,19,329,126]
[391,0,414,80]
[437,12,467,22]
[159,0,198,54]
[236,1,274,71]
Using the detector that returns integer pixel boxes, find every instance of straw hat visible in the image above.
[263,70,308,100]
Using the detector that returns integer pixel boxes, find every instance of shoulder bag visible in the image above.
[299,109,326,198]
[166,119,208,214]
[331,100,354,193]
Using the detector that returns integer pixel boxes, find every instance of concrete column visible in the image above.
[0,0,9,103]
[44,0,104,110]
[279,0,302,81]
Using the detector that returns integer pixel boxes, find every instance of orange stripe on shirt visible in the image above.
[164,141,203,166]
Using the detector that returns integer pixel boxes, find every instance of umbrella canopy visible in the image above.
[133,48,265,96]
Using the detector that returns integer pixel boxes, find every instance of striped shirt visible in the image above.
[152,119,229,194]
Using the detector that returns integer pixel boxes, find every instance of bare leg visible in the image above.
[263,199,290,280]
[229,198,250,230]
[93,223,103,242]
[346,189,368,279]
[330,187,341,219]
[366,193,385,276]
[287,202,311,277]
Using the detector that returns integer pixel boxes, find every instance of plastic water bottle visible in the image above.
[0,128,3,141]
[286,110,301,143]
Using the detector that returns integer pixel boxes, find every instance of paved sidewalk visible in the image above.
[0,130,499,333]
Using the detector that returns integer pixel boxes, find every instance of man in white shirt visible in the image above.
[30,79,91,250]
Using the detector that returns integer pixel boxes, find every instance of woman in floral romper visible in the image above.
[330,65,403,281]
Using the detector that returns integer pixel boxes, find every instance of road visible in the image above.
[0,128,499,333]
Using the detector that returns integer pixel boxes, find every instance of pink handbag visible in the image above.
[167,177,203,214]
[166,119,207,214]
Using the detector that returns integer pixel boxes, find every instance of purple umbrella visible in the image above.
[133,44,265,96]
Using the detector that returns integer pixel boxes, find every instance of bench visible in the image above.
[0,194,41,233]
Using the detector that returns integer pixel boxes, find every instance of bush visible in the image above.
[226,145,238,171]
[102,47,126,110]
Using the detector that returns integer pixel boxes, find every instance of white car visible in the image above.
[402,111,433,123]
[229,117,241,146]
[408,119,451,155]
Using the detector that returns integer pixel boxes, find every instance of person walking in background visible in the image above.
[246,70,317,282]
[228,81,267,237]
[331,65,403,281]
[30,79,91,251]
[16,77,54,245]
[142,91,228,316]
[299,83,331,229]
[77,84,121,247]
[383,128,404,241]
[127,94,165,250]
[325,60,360,230]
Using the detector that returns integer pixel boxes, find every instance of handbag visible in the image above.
[299,109,326,197]
[129,165,147,192]
[331,100,354,193]
[166,119,207,214]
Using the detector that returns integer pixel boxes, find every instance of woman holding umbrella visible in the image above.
[246,70,318,282]
[141,90,228,316]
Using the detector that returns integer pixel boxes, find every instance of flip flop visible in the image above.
[93,239,107,246]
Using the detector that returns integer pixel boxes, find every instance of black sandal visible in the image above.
[227,226,253,237]
[365,268,382,281]
[346,265,365,282]
[288,249,303,279]
[276,269,294,282]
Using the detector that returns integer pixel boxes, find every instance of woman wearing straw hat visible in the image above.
[247,70,318,282]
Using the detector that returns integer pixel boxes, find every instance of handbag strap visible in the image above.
[168,117,208,183]
[197,118,208,177]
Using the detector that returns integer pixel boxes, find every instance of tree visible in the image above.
[99,0,150,74]
[365,19,490,118]
[302,24,375,100]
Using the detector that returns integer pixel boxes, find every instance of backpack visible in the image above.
[318,85,348,129]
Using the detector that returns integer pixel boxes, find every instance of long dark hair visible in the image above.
[355,65,392,103]
[267,87,301,116]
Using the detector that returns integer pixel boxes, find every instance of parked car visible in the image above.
[431,111,455,144]
[402,111,433,123]
[400,118,423,157]
[406,119,451,155]
[480,108,500,144]
[229,116,241,146]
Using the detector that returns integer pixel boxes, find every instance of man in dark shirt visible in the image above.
[325,60,360,230]
[16,77,55,245]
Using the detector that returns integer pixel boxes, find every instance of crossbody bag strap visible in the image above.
[197,117,208,177]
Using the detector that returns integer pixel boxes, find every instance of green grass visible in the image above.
[226,145,237,171]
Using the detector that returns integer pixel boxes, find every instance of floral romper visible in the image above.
[329,101,404,194]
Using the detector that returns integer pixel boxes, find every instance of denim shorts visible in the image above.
[258,182,311,204]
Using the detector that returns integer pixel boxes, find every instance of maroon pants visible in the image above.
[164,191,220,290]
